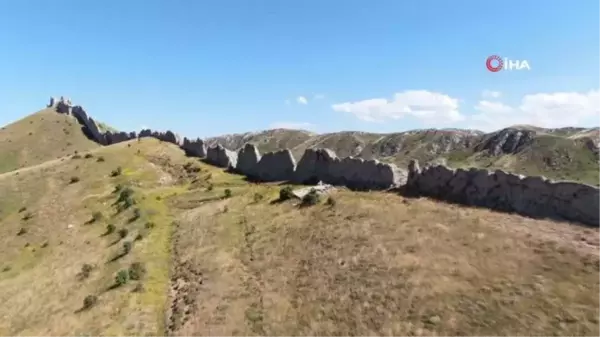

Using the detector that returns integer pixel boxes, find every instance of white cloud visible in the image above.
[269,121,315,130]
[331,90,465,124]
[482,90,502,99]
[471,89,600,131]
[314,94,325,100]
[296,96,308,105]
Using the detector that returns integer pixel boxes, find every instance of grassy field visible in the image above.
[0,138,189,335]
[0,110,598,335]
[168,159,599,336]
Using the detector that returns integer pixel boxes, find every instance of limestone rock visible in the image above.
[182,137,207,157]
[255,149,296,181]
[206,144,238,169]
[236,143,261,176]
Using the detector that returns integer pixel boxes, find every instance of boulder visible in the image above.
[236,143,261,176]
[255,149,297,181]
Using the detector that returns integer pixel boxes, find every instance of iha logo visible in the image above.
[486,55,531,72]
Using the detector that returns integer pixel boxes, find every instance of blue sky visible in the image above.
[0,0,598,137]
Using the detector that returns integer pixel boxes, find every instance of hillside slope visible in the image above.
[0,123,597,335]
[0,108,99,174]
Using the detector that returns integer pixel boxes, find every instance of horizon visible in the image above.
[0,0,599,138]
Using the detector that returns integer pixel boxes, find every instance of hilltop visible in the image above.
[0,100,598,335]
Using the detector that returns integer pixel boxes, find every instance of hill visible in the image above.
[0,108,100,174]
[0,137,597,335]
[207,126,599,185]
[0,102,598,335]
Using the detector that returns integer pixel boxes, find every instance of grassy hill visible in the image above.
[0,107,598,335]
[0,108,99,174]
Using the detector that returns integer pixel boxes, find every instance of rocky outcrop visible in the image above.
[236,143,262,176]
[405,159,599,226]
[206,144,238,169]
[254,149,297,182]
[294,148,406,189]
[182,137,207,157]
[475,128,535,155]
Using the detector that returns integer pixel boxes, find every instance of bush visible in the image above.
[224,189,232,198]
[83,295,98,309]
[145,222,156,229]
[118,228,129,239]
[326,196,336,206]
[117,187,134,202]
[70,176,80,184]
[110,166,123,177]
[115,269,129,286]
[105,224,116,235]
[92,211,103,222]
[132,208,142,220]
[301,189,321,206]
[122,241,133,254]
[84,153,94,159]
[96,156,105,162]
[22,212,33,221]
[207,184,214,192]
[128,262,146,281]
[72,154,82,159]
[253,193,264,203]
[80,263,94,279]
[18,206,27,213]
[135,233,144,241]
[279,186,294,201]
[17,228,27,236]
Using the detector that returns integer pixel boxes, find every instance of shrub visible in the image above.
[132,208,142,220]
[301,189,321,206]
[17,228,27,236]
[72,154,82,159]
[135,233,144,241]
[117,187,134,202]
[145,222,156,229]
[84,153,94,159]
[253,193,264,203]
[105,224,116,235]
[122,241,133,255]
[207,184,214,191]
[82,295,98,309]
[41,241,49,248]
[91,211,103,222]
[70,176,80,184]
[18,206,27,213]
[115,269,129,286]
[22,212,33,220]
[326,196,336,207]
[132,283,144,293]
[110,166,123,177]
[96,156,105,162]
[80,264,94,279]
[224,189,232,198]
[128,262,146,281]
[279,186,294,201]
[118,228,129,239]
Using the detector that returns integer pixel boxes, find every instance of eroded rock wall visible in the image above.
[405,159,599,226]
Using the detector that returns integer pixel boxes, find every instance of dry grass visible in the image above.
[0,108,99,174]
[169,163,599,336]
[0,110,598,336]
[0,138,190,335]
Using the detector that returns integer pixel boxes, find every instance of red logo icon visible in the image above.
[486,55,503,72]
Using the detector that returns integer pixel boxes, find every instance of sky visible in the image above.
[0,0,598,138]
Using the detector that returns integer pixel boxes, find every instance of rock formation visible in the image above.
[235,143,262,177]
[406,159,599,226]
[206,144,238,169]
[182,137,207,157]
[46,97,599,227]
[254,149,296,182]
